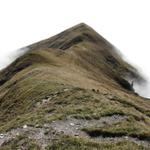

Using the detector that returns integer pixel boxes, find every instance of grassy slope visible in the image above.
[0,23,150,149]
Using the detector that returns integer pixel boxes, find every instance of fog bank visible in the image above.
[0,47,29,70]
[122,56,150,99]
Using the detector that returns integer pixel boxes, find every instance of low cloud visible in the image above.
[134,80,150,98]
[0,47,29,70]
[123,57,150,99]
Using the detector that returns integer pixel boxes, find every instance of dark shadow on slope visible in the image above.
[85,130,150,142]
[49,33,97,50]
[115,76,134,91]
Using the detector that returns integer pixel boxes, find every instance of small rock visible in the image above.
[0,134,4,139]
[23,125,28,129]
[42,99,49,103]
[64,89,69,92]
[35,124,40,128]
[16,132,20,136]
[36,102,41,107]
[70,123,75,126]
[44,124,49,128]
[107,95,114,100]
[125,136,128,139]
[103,92,108,95]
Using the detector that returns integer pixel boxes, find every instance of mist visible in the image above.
[134,70,150,99]
[0,47,29,70]
[134,81,150,99]
[122,55,150,99]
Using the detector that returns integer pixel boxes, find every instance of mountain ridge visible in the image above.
[0,23,142,90]
[0,23,150,149]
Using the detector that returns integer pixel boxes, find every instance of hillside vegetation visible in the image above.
[0,23,150,150]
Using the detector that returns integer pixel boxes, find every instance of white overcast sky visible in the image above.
[0,0,150,97]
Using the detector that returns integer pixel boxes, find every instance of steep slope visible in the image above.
[0,23,150,149]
